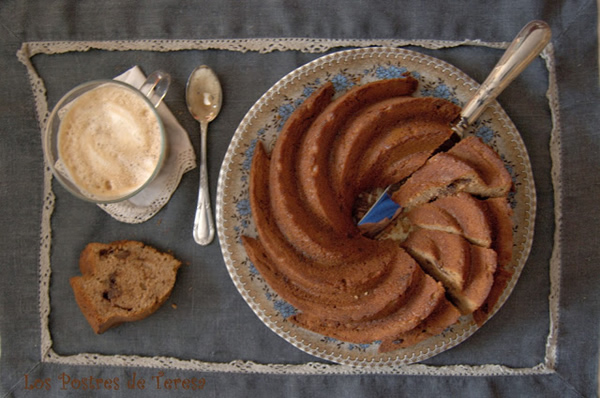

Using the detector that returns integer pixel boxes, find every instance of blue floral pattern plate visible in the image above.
[216,47,536,366]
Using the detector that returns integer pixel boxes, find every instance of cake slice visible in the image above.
[407,202,462,237]
[391,152,485,211]
[403,229,497,315]
[403,228,471,292]
[448,136,513,197]
[457,245,497,314]
[473,197,515,324]
[409,192,493,248]
[392,136,513,211]
[70,240,181,333]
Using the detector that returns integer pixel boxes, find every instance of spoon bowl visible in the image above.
[186,65,223,123]
[186,65,223,245]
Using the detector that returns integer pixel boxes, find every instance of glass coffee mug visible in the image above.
[43,71,171,203]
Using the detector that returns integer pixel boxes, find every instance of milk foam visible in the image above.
[57,83,163,201]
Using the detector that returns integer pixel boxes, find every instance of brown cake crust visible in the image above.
[248,141,404,296]
[299,79,420,232]
[378,299,461,352]
[70,240,181,334]
[473,197,514,324]
[484,197,515,268]
[290,268,445,345]
[243,236,423,323]
[268,81,380,264]
[460,245,497,314]
[354,121,458,192]
[330,97,460,212]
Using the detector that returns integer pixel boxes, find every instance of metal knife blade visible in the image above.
[357,20,551,237]
[356,186,402,238]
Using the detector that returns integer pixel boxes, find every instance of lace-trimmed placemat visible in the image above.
[16,38,561,375]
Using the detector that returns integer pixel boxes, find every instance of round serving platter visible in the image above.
[216,47,536,366]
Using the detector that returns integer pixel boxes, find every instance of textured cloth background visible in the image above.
[1,1,598,397]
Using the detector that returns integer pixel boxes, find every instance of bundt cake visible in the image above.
[242,77,514,352]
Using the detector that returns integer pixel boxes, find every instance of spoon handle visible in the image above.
[193,120,215,245]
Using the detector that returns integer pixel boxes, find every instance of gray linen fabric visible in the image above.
[1,0,598,397]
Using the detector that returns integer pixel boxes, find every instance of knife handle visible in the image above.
[455,20,551,134]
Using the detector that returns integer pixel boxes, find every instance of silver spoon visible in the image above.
[186,65,223,245]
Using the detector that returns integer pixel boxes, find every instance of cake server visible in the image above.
[357,20,551,237]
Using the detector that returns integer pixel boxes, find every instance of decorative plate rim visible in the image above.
[216,47,536,367]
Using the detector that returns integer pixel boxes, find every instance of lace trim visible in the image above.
[17,38,561,375]
[541,43,561,371]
